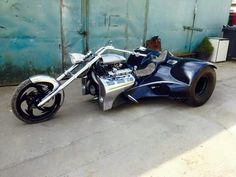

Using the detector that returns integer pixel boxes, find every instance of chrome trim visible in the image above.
[101,54,126,64]
[128,81,189,91]
[98,74,135,111]
[127,95,138,103]
[140,81,183,87]
[109,47,147,57]
[38,54,103,107]
[69,53,85,64]
[30,75,60,91]
[57,64,78,81]
[108,68,132,76]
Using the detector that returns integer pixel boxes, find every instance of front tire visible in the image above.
[11,79,64,124]
[187,66,216,106]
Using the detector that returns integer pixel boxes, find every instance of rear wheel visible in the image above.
[187,66,216,106]
[11,79,64,123]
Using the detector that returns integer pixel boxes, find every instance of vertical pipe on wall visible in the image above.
[124,0,129,49]
[143,0,150,46]
[188,0,198,52]
[81,0,89,53]
[60,0,66,71]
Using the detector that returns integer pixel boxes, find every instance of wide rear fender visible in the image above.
[169,58,216,85]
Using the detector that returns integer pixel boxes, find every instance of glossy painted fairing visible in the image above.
[126,53,216,100]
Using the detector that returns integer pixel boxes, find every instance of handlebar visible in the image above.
[94,45,147,58]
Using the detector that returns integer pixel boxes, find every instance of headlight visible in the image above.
[69,53,85,64]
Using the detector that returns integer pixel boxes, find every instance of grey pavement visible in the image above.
[0,61,236,177]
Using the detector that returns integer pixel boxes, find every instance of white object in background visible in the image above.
[209,38,229,62]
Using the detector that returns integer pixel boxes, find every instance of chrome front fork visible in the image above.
[37,56,100,107]
[37,45,147,107]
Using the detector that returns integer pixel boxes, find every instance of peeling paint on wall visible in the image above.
[0,0,62,85]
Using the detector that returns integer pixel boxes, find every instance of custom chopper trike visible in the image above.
[11,45,216,123]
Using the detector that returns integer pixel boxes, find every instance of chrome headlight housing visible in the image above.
[69,53,85,64]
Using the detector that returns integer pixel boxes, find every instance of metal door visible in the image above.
[190,0,232,52]
[146,0,198,52]
[60,0,85,68]
[86,0,147,51]
[0,0,62,85]
[61,0,148,64]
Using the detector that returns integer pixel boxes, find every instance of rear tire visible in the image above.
[187,66,216,106]
[11,79,64,124]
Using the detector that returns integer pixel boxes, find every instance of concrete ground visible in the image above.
[1,61,236,177]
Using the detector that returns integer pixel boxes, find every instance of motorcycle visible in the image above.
[11,44,216,123]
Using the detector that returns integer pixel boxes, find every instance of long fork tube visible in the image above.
[56,64,79,81]
[37,49,107,107]
[37,46,146,107]
[110,48,147,57]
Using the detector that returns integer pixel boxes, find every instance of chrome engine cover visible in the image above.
[100,54,126,64]
[98,73,135,111]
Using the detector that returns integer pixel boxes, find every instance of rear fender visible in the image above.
[185,61,216,84]
[206,62,217,69]
[170,58,216,85]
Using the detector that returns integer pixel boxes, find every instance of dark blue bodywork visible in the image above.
[126,50,216,101]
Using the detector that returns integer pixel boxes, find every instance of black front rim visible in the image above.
[16,83,61,121]
[195,76,209,96]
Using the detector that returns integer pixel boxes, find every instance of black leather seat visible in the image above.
[127,49,167,77]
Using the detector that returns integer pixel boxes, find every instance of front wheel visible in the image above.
[11,79,64,123]
[187,66,216,106]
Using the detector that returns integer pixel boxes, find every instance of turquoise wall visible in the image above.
[0,0,62,85]
[0,0,232,85]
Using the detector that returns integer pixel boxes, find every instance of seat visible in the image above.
[134,50,168,77]
[152,50,168,62]
[134,62,156,77]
